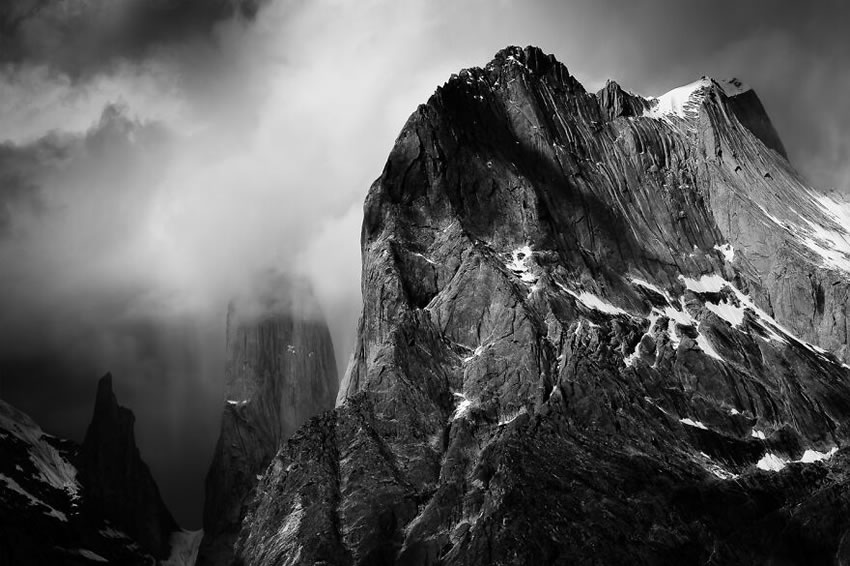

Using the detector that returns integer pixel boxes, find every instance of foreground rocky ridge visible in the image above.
[199,276,338,566]
[235,46,850,565]
[0,374,188,565]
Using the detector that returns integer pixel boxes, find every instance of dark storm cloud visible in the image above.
[0,0,264,76]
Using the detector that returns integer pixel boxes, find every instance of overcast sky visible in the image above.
[1,0,848,527]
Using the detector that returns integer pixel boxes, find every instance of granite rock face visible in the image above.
[198,276,339,566]
[0,375,181,565]
[235,46,850,565]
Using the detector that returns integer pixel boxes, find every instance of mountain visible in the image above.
[79,373,180,559]
[233,46,850,565]
[197,275,339,566]
[1,374,190,565]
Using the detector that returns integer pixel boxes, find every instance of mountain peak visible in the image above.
[490,45,568,77]
[80,373,178,559]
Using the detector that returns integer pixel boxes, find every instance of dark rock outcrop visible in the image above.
[197,275,338,566]
[235,46,850,565]
[1,377,179,565]
[78,373,179,559]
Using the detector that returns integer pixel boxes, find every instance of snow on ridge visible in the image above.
[751,429,766,440]
[757,446,839,472]
[644,77,712,120]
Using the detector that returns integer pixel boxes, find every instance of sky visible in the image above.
[0,0,848,527]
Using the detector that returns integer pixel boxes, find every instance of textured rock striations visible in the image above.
[235,46,850,565]
[0,375,180,565]
[198,276,339,566]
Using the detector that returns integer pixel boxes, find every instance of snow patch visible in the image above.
[680,418,708,430]
[798,447,838,463]
[462,345,485,363]
[751,429,766,440]
[756,453,788,472]
[705,299,746,328]
[452,392,473,421]
[757,447,839,472]
[696,332,725,361]
[411,251,436,264]
[560,284,628,316]
[506,245,538,283]
[498,407,527,426]
[679,274,726,294]
[713,243,735,262]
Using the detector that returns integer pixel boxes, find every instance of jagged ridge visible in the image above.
[236,46,850,565]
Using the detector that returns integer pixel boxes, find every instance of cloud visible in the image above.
[0,0,264,76]
[0,0,484,525]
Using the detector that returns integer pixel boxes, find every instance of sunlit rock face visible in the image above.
[235,46,850,565]
[197,275,338,566]
[0,375,181,565]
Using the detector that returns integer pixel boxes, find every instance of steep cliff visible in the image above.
[79,373,179,559]
[235,46,850,565]
[1,375,181,565]
[198,275,339,566]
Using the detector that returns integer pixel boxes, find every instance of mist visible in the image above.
[1,0,848,526]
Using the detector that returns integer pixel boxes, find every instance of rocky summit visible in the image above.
[234,46,850,565]
[198,275,339,566]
